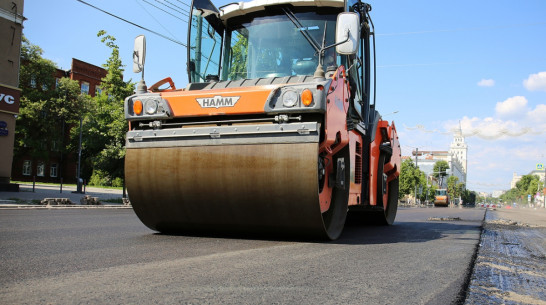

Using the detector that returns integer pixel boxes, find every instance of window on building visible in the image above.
[23,160,32,176]
[81,82,90,95]
[50,163,58,178]
[30,76,37,88]
[51,140,59,152]
[55,78,61,88]
[42,83,49,91]
[37,162,45,177]
[95,86,102,96]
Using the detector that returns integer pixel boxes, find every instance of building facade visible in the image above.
[0,0,25,191]
[11,58,107,184]
[410,129,468,188]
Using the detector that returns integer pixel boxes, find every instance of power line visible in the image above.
[76,0,187,47]
[174,0,190,8]
[142,0,187,22]
[159,0,190,17]
[134,0,180,43]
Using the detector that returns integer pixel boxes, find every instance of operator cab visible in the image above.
[187,0,375,125]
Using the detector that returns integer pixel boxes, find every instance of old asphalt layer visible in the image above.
[0,182,129,208]
[464,207,546,305]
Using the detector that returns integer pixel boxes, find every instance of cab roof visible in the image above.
[219,0,345,22]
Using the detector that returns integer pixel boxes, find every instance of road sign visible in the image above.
[528,194,531,202]
[537,163,544,170]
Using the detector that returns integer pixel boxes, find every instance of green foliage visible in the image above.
[432,160,449,186]
[96,30,134,101]
[447,176,459,200]
[73,30,135,185]
[102,197,124,204]
[228,33,248,80]
[461,189,476,205]
[399,159,434,200]
[499,188,520,203]
[399,159,417,198]
[500,174,544,204]
[433,161,449,178]
[88,170,111,186]
[446,176,466,203]
[16,37,90,162]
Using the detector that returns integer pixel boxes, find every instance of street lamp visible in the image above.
[76,117,83,193]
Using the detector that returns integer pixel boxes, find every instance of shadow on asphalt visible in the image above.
[146,219,481,245]
[335,220,481,245]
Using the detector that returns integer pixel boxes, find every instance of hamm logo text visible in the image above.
[196,96,240,109]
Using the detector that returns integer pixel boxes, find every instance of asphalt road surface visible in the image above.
[0,207,485,304]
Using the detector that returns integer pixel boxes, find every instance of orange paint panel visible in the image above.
[160,86,276,117]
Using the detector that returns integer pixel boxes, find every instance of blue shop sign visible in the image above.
[0,121,7,136]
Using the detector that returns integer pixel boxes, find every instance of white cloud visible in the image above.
[419,97,546,193]
[527,104,546,124]
[495,96,528,118]
[523,71,546,91]
[477,79,495,87]
[445,114,543,141]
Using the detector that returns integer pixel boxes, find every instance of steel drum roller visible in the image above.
[126,142,336,238]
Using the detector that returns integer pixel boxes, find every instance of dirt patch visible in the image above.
[487,218,536,227]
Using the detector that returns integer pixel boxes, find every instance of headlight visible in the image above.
[145,99,158,114]
[282,90,298,107]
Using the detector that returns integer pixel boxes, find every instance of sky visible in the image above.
[22,0,546,193]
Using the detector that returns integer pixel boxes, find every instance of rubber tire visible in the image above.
[375,153,399,225]
[353,153,398,225]
[321,146,350,240]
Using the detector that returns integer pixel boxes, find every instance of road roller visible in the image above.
[124,0,401,240]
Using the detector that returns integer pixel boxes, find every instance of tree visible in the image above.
[514,174,543,204]
[228,32,248,80]
[73,31,134,186]
[500,188,521,204]
[446,176,466,204]
[399,159,417,198]
[433,160,449,186]
[16,37,89,177]
[96,30,134,101]
[461,189,476,205]
[447,176,459,202]
[16,37,57,158]
[499,174,544,205]
[399,158,432,201]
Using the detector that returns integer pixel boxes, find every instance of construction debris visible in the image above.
[80,196,101,205]
[41,198,74,205]
[428,216,462,221]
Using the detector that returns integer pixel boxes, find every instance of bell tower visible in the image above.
[449,123,468,178]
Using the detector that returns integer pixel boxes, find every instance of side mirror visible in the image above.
[133,35,146,73]
[335,13,360,55]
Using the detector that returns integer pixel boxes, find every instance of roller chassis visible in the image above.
[124,0,401,240]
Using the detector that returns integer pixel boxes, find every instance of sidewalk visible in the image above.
[0,182,125,206]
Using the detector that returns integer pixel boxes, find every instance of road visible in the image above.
[0,207,484,304]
